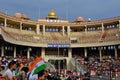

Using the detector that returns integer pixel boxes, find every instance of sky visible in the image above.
[0,0,120,22]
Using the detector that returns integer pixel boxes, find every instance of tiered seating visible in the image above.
[1,27,70,44]
[0,27,119,44]
[43,32,70,44]
[104,28,120,42]
[70,31,102,43]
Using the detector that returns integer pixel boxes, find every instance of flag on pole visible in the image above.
[29,56,46,76]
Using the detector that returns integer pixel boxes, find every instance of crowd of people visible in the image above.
[0,55,120,80]
[0,56,82,80]
[76,55,120,79]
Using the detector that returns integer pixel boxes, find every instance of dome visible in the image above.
[75,17,84,22]
[48,10,56,16]
[14,13,29,19]
[14,13,22,18]
[21,14,28,19]
[46,10,58,19]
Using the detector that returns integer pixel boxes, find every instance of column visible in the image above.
[102,23,104,33]
[67,48,72,70]
[84,47,87,57]
[13,45,16,58]
[99,47,102,61]
[43,25,45,36]
[118,20,120,31]
[20,21,22,31]
[41,47,45,58]
[114,46,118,59]
[27,48,30,59]
[68,48,72,58]
[62,26,65,36]
[85,25,87,33]
[1,45,4,57]
[4,18,7,28]
[67,26,70,36]
[20,47,22,56]
[36,24,40,34]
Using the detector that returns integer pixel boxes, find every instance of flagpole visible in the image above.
[66,0,69,20]
[38,0,41,19]
[38,8,41,19]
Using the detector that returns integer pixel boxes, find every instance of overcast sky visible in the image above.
[0,0,120,21]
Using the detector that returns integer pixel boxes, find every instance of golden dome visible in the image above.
[46,10,58,19]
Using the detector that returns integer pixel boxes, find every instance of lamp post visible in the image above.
[109,62,112,80]
[110,67,112,80]
[63,49,66,57]
[58,45,60,74]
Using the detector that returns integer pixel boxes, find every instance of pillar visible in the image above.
[114,46,118,59]
[102,23,104,33]
[99,47,102,61]
[118,20,120,31]
[68,48,72,58]
[41,47,45,58]
[1,45,4,57]
[20,47,22,56]
[43,25,45,36]
[62,26,65,36]
[13,45,16,58]
[4,18,7,28]
[66,58,70,70]
[27,48,30,59]
[36,24,40,34]
[67,26,70,36]
[67,48,72,70]
[85,25,87,33]
[20,22,22,31]
[84,47,87,57]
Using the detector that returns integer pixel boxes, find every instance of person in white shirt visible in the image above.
[4,60,17,80]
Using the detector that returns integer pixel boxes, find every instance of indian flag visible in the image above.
[29,56,46,76]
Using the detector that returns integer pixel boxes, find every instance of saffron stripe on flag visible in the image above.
[29,56,43,72]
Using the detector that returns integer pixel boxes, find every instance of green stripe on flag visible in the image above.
[32,64,46,75]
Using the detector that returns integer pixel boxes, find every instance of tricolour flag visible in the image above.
[29,56,46,76]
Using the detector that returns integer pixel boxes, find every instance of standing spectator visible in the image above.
[17,67,28,80]
[44,70,52,80]
[37,70,46,80]
[4,60,17,80]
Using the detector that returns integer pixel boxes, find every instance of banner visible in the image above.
[48,44,70,48]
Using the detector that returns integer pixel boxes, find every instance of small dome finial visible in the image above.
[46,10,59,19]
